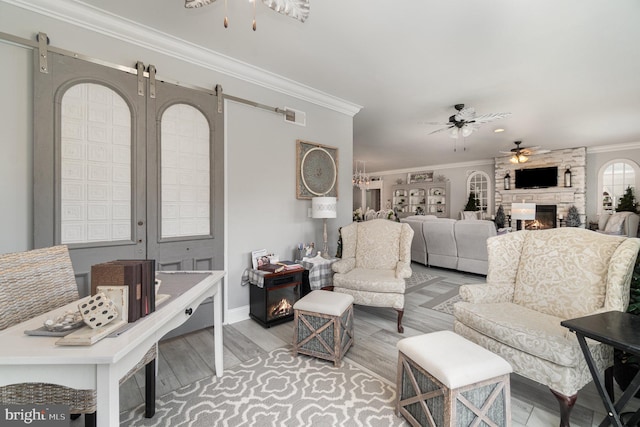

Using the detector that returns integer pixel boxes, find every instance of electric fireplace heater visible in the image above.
[250,269,303,328]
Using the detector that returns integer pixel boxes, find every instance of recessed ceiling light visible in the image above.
[494,128,505,133]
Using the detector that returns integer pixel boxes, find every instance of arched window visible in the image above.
[598,160,640,214]
[466,171,492,218]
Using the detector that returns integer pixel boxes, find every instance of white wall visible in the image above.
[375,161,495,219]
[0,3,355,321]
[0,42,32,253]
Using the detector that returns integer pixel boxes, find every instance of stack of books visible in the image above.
[257,260,303,274]
[90,259,156,323]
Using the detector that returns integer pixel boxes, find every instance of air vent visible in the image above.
[284,107,306,126]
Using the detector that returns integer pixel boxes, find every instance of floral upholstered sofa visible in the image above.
[454,227,640,426]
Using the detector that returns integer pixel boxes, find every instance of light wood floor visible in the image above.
[78,263,639,426]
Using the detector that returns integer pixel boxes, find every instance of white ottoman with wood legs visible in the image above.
[396,330,513,427]
[293,290,354,367]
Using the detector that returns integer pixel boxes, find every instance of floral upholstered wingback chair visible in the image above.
[454,228,640,427]
[332,218,413,333]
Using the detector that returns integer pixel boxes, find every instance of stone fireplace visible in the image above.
[494,147,587,226]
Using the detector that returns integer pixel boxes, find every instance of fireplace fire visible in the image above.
[524,205,557,230]
[270,298,293,318]
[249,269,303,328]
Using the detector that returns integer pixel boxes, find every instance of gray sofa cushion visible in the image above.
[455,220,497,275]
[423,218,457,269]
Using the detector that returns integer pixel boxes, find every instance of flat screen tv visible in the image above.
[515,166,558,189]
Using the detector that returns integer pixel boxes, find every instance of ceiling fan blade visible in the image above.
[532,149,551,155]
[428,126,454,135]
[419,121,450,125]
[262,0,310,22]
[471,112,512,124]
[185,0,216,8]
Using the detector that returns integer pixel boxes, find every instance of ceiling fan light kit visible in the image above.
[501,141,549,164]
[426,104,511,151]
[510,153,528,164]
[185,0,310,31]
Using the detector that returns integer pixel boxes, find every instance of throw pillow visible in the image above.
[604,213,627,234]
[598,214,611,231]
[462,211,479,220]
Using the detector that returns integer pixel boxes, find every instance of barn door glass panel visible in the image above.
[160,104,211,238]
[60,83,132,243]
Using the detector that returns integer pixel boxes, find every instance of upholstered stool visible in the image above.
[293,290,354,367]
[396,330,512,427]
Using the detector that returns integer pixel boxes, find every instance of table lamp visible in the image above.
[511,202,536,231]
[311,197,337,259]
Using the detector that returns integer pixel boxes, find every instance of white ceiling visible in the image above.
[51,0,640,172]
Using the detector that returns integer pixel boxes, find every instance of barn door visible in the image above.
[33,51,224,297]
[146,80,223,272]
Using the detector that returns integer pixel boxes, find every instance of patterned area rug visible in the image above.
[404,271,438,291]
[432,294,462,315]
[121,348,408,427]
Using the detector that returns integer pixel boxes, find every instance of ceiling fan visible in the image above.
[426,104,511,140]
[500,141,550,164]
[185,0,310,28]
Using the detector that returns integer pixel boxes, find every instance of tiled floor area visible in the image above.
[74,262,640,426]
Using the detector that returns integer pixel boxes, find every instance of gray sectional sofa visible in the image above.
[400,215,497,275]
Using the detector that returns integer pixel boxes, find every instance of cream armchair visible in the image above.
[454,228,640,427]
[332,219,413,333]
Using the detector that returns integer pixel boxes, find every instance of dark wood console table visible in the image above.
[561,311,640,427]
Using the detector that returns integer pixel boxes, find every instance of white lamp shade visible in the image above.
[311,197,337,219]
[511,203,536,220]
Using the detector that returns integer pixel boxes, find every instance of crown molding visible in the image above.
[374,159,494,176]
[372,142,640,176]
[2,0,362,117]
[586,141,640,154]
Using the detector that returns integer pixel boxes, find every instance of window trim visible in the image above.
[597,159,640,215]
[466,170,492,217]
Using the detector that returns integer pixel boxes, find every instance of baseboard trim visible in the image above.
[226,304,250,325]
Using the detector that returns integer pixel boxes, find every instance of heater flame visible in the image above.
[270,298,293,318]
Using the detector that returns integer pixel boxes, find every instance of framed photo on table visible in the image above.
[251,249,268,270]
[296,140,338,199]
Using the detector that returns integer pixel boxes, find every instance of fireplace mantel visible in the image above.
[499,187,576,196]
[498,187,577,203]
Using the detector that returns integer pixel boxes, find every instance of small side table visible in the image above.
[561,311,640,427]
[299,255,338,291]
[247,267,304,328]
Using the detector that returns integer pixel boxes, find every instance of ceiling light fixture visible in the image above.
[501,141,549,164]
[510,153,529,164]
[494,128,505,133]
[425,104,511,152]
[185,0,310,31]
[353,160,370,190]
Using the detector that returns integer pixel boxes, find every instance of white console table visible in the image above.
[0,270,225,427]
